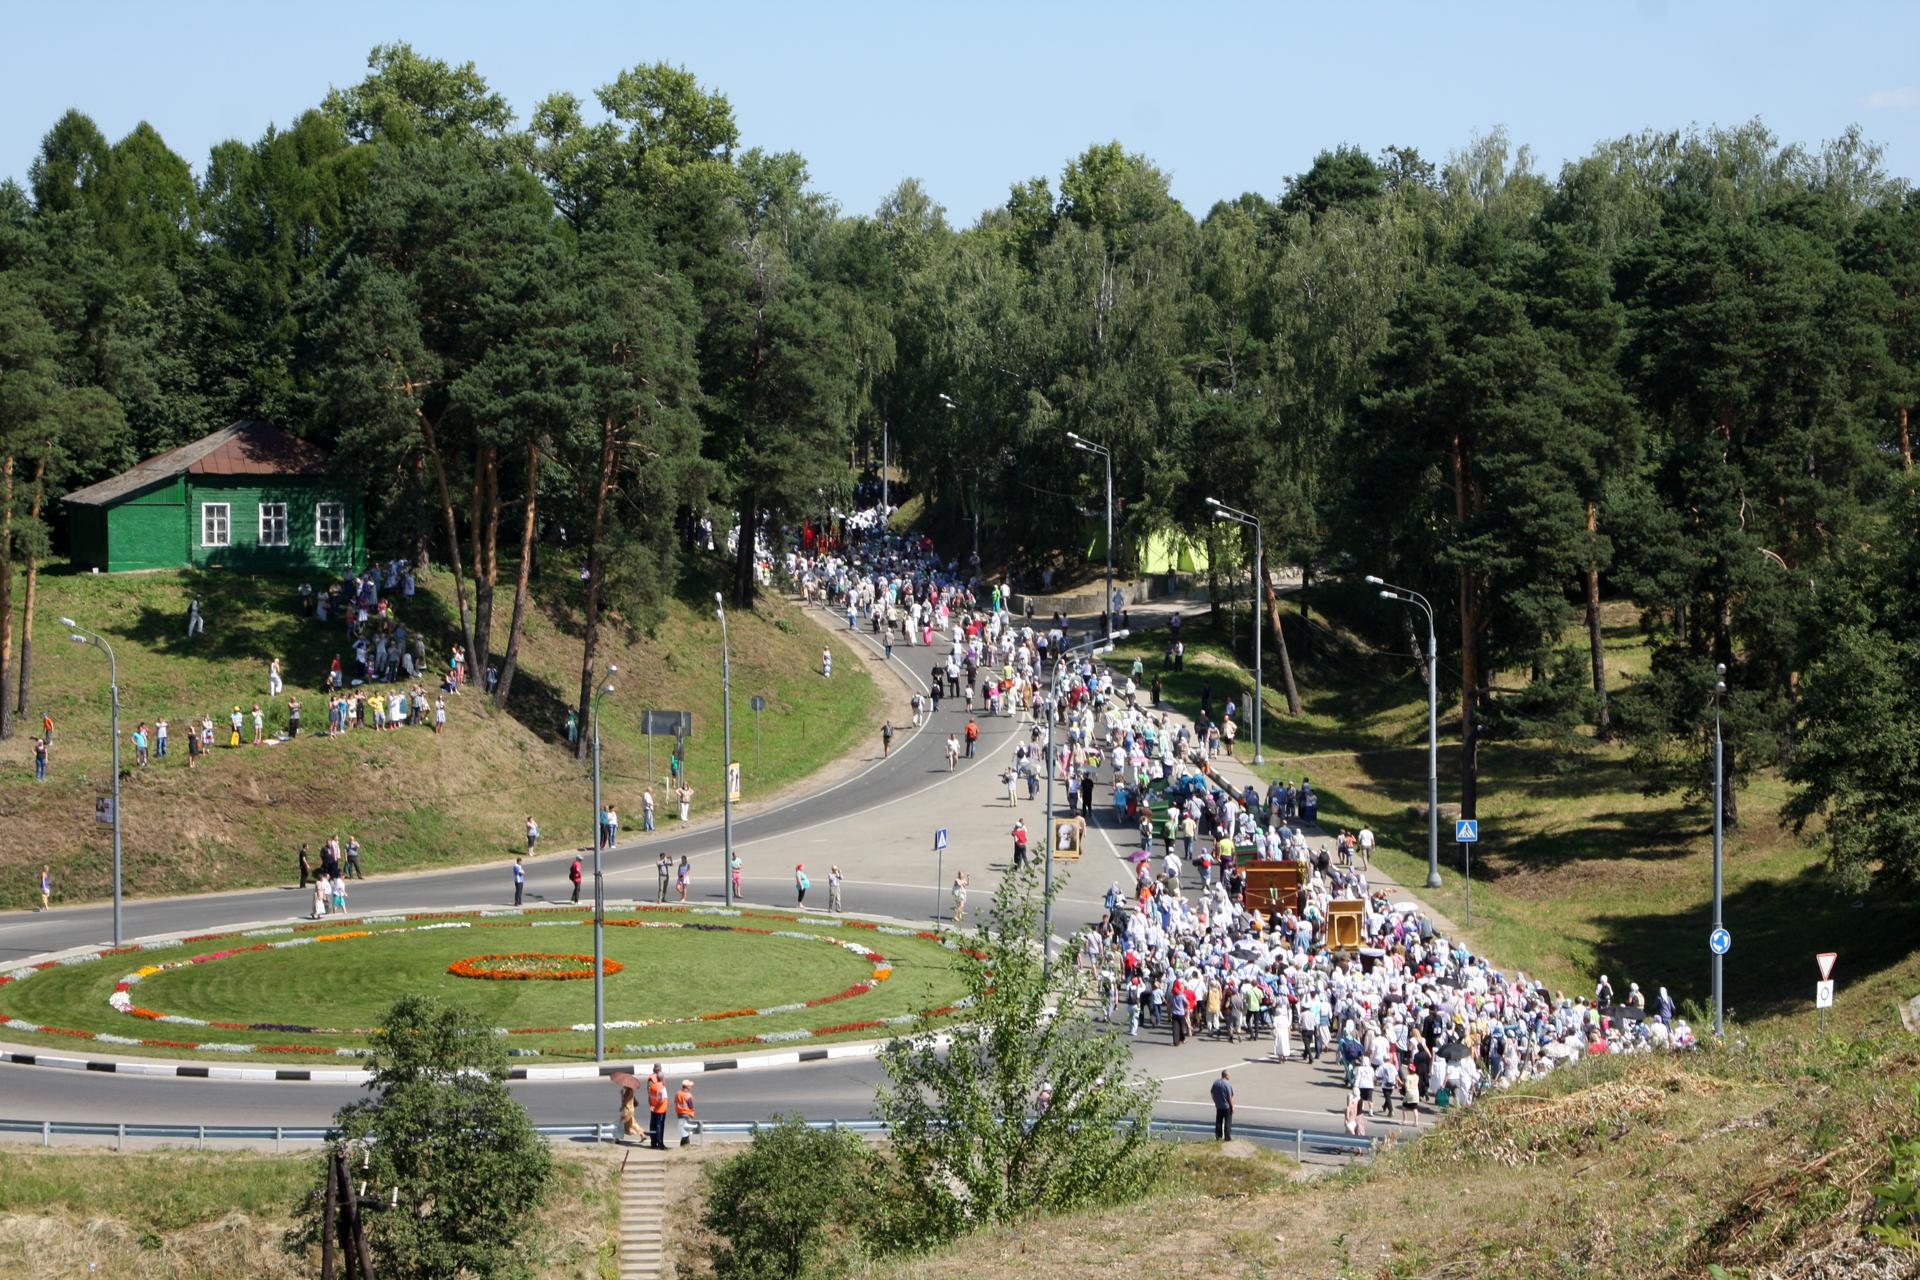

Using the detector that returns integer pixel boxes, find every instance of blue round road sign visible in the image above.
[1709,927,1731,956]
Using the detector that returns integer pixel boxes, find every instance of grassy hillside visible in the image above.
[0,1146,619,1279]
[1110,601,1916,1020]
[0,559,880,910]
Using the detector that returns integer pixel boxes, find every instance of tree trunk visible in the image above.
[416,409,475,664]
[1900,405,1914,471]
[1403,612,1430,687]
[0,455,13,739]
[494,438,540,709]
[15,460,45,720]
[1260,561,1302,715]
[575,418,618,761]
[470,444,499,681]
[1450,427,1481,820]
[410,452,432,572]
[1584,499,1610,733]
[732,492,759,608]
[1204,527,1220,621]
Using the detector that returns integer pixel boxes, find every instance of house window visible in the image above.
[258,502,289,546]
[316,502,346,547]
[201,503,230,548]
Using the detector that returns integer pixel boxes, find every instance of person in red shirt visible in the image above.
[964,719,979,758]
[646,1065,669,1150]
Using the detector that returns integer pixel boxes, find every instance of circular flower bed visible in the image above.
[447,952,623,981]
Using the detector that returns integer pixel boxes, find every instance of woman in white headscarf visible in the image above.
[1272,991,1295,1062]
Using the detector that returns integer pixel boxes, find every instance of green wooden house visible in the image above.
[65,420,365,573]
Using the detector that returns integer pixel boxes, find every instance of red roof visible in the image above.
[65,420,332,505]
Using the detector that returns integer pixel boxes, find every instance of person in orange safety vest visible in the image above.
[646,1065,669,1150]
[674,1079,697,1146]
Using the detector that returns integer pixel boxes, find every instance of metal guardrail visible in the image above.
[0,1116,1379,1159]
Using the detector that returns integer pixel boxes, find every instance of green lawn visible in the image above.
[0,907,967,1063]
[1113,606,1916,1022]
[2,558,879,910]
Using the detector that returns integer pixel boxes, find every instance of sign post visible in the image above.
[1454,819,1478,926]
[1816,953,1837,1032]
[933,828,949,925]
[642,710,693,787]
[750,695,766,775]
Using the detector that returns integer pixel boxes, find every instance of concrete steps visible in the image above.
[618,1150,670,1280]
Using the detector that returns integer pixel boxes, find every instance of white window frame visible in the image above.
[315,502,346,548]
[200,502,230,548]
[258,502,289,547]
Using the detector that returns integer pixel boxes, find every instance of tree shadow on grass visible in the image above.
[1586,863,1914,1016]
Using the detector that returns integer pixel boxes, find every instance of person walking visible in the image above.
[674,1079,697,1147]
[1211,1069,1236,1141]
[268,657,283,698]
[950,869,969,927]
[642,786,656,832]
[512,857,526,906]
[1012,819,1029,870]
[298,844,311,889]
[881,720,895,757]
[794,863,810,906]
[945,733,960,770]
[730,853,743,899]
[1273,993,1295,1062]
[827,865,844,912]
[656,851,673,903]
[33,736,48,781]
[569,855,584,904]
[646,1066,669,1150]
[38,865,51,912]
[526,816,540,854]
[41,711,52,745]
[433,696,446,734]
[676,854,690,901]
[344,836,363,879]
[964,718,979,758]
[185,595,204,638]
[312,871,331,919]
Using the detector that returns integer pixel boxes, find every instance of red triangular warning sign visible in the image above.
[1816,952,1837,980]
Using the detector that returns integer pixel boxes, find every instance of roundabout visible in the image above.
[0,906,971,1065]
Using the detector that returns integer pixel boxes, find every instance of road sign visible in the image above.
[750,695,767,712]
[1709,927,1732,956]
[1816,952,1837,981]
[1815,979,1834,1009]
[1454,819,1478,843]
[94,795,115,825]
[934,827,949,852]
[643,710,693,737]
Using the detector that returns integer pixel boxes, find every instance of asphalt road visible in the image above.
[0,600,1413,1141]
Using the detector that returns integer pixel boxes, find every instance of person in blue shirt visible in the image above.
[512,857,526,906]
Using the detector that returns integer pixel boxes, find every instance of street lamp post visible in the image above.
[938,394,981,562]
[717,594,735,908]
[1042,630,1124,975]
[1066,432,1114,641]
[60,618,122,946]
[589,664,618,1063]
[1362,579,1442,889]
[1206,499,1263,766]
[1711,663,1727,1038]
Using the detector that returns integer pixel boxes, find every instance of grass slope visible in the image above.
[0,1147,620,1280]
[1112,600,1915,1019]
[1,559,878,910]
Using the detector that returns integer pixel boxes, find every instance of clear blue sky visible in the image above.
[6,1,1919,223]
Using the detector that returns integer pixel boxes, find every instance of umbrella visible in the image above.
[1439,1040,1473,1061]
[608,1071,646,1089]
[1393,901,1421,914]
[1126,847,1152,863]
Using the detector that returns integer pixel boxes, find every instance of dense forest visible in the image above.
[2,44,1918,890]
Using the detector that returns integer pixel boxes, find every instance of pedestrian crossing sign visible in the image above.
[934,827,948,851]
[1454,819,1478,843]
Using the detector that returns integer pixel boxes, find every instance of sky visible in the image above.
[6,1,1920,224]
